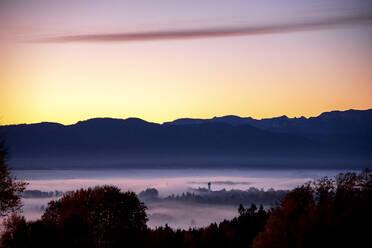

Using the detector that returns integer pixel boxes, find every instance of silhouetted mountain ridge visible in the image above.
[165,109,372,135]
[1,109,371,169]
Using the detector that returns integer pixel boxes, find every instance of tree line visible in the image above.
[138,187,288,206]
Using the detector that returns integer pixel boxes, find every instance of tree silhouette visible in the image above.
[0,214,28,247]
[0,137,27,216]
[252,169,372,248]
[42,185,148,247]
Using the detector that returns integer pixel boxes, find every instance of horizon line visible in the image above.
[1,108,371,127]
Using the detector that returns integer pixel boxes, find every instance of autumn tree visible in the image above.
[252,169,372,248]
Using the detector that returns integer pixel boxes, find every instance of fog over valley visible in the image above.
[13,168,350,229]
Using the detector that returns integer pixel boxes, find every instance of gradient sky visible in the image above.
[1,0,372,125]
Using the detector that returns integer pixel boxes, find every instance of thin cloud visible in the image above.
[31,14,372,43]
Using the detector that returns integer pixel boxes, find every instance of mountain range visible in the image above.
[2,109,371,169]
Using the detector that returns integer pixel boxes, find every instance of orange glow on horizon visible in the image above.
[1,28,372,126]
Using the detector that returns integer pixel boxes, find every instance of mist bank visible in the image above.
[23,186,288,206]
[21,186,286,229]
[2,109,371,169]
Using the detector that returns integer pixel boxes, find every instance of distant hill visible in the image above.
[165,109,372,135]
[1,109,371,169]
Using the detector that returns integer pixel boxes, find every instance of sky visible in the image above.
[0,0,372,125]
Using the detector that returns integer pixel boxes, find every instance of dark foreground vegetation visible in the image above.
[0,139,27,217]
[0,169,371,248]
